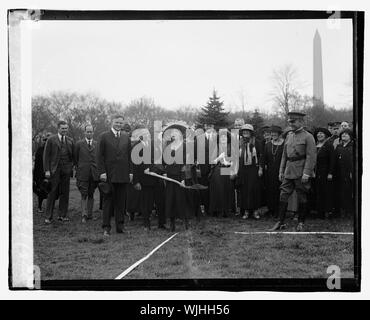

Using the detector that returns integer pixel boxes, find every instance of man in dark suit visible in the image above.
[75,124,99,223]
[97,114,133,236]
[326,121,342,217]
[43,120,75,224]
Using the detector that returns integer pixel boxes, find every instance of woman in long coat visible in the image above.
[208,130,234,217]
[237,124,263,220]
[313,127,334,219]
[330,129,354,217]
[162,123,193,231]
[261,125,284,218]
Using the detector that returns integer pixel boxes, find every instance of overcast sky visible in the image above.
[30,19,353,113]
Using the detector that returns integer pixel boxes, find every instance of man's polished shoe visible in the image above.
[82,217,87,224]
[268,221,287,231]
[44,219,52,225]
[296,222,305,232]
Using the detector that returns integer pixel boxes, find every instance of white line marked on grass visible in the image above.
[235,231,354,235]
[115,233,179,279]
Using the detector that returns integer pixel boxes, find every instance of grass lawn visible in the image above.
[33,179,355,280]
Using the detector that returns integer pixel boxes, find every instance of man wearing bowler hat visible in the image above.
[270,111,316,231]
[97,114,133,236]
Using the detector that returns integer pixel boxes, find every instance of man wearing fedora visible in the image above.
[270,111,316,231]
[97,114,133,236]
[75,124,99,223]
[43,120,75,224]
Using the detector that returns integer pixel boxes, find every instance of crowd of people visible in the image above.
[33,112,355,236]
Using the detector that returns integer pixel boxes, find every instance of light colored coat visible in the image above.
[279,128,317,179]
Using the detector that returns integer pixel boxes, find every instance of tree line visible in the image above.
[32,64,353,151]
[32,89,352,151]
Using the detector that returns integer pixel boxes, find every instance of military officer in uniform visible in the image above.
[269,112,316,231]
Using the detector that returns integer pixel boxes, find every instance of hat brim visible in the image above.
[339,129,353,140]
[314,128,332,138]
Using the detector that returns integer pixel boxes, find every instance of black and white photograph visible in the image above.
[7,6,364,295]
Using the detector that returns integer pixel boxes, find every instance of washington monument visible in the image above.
[313,29,324,106]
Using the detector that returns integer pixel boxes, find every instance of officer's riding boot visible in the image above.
[269,201,288,231]
[170,218,176,232]
[296,202,307,231]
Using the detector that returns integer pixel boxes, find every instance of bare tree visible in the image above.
[237,89,248,118]
[270,64,302,120]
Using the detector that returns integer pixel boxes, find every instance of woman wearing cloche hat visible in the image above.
[237,124,264,220]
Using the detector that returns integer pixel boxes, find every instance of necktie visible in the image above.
[88,140,91,148]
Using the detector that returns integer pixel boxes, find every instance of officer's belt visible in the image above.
[287,155,306,162]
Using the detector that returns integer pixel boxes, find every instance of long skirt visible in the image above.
[315,175,332,213]
[239,165,261,211]
[209,165,234,214]
[338,177,354,215]
[165,182,192,219]
[265,167,281,214]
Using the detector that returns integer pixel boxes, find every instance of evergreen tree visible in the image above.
[250,109,264,131]
[197,89,230,129]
